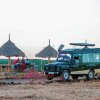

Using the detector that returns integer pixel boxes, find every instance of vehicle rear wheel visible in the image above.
[87,70,94,80]
[46,74,54,80]
[72,75,78,80]
[61,70,70,81]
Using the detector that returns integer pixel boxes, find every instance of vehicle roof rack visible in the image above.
[70,43,95,47]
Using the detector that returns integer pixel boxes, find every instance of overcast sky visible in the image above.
[0,0,100,58]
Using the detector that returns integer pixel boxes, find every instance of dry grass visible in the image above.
[0,80,100,100]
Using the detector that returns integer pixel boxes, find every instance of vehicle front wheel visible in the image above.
[87,70,94,80]
[46,74,54,80]
[61,70,70,81]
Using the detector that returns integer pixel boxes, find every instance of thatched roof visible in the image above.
[35,39,58,58]
[0,35,25,57]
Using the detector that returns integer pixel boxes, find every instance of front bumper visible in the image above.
[44,71,60,74]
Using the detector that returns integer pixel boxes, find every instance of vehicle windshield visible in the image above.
[57,54,71,62]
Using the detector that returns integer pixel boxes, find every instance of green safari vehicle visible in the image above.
[44,43,100,81]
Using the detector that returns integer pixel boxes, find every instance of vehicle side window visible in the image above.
[83,54,88,62]
[83,54,93,62]
[93,53,100,62]
[73,54,81,64]
[82,53,100,63]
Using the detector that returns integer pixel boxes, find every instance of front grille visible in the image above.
[45,66,55,72]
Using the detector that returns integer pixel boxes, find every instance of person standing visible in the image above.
[13,58,20,72]
[25,58,30,68]
[21,58,26,72]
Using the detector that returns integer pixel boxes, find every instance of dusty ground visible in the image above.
[0,79,100,100]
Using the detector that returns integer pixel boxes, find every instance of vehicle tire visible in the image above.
[61,70,70,81]
[86,70,94,80]
[46,74,54,80]
[72,75,78,80]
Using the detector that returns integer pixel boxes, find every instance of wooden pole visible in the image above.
[8,56,11,72]
[0,65,2,73]
[48,57,50,63]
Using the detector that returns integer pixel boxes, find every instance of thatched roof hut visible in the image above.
[0,34,25,72]
[0,34,25,57]
[35,39,58,63]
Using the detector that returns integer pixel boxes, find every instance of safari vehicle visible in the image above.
[44,43,100,81]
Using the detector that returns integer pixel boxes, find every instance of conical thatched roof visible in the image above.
[35,39,58,58]
[0,34,25,57]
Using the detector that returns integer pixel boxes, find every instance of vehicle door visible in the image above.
[71,54,82,74]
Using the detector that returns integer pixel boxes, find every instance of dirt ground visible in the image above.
[0,79,100,100]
